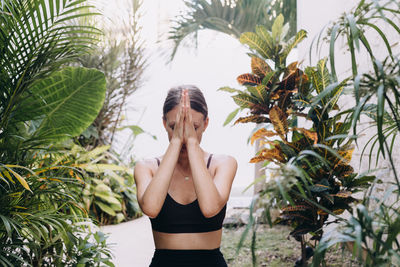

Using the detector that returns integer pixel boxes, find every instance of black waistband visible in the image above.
[154,247,221,256]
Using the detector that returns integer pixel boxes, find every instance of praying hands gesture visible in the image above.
[171,89,198,147]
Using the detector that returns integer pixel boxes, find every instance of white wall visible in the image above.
[298,0,400,208]
[105,0,260,195]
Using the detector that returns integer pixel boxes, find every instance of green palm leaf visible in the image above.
[12,67,106,142]
[0,0,101,130]
[167,0,296,60]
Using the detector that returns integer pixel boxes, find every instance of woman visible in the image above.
[134,85,237,267]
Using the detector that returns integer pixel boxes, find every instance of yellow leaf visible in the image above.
[293,127,318,144]
[75,174,83,183]
[259,140,278,147]
[317,209,328,215]
[234,115,269,124]
[250,147,286,163]
[269,106,288,139]
[251,57,271,78]
[333,209,345,215]
[8,169,31,192]
[250,128,278,145]
[333,146,355,168]
[1,171,15,184]
[335,191,352,198]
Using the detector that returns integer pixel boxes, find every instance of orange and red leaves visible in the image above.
[234,114,270,124]
[278,61,302,91]
[249,147,286,163]
[292,127,318,144]
[251,57,271,78]
[250,128,279,145]
[269,106,288,139]
[237,73,262,86]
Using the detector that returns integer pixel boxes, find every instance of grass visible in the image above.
[220,224,362,267]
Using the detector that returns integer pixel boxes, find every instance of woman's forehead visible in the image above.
[166,106,205,123]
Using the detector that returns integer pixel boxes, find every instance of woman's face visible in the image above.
[163,105,209,153]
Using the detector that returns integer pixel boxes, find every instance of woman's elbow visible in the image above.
[139,202,160,219]
[201,205,225,218]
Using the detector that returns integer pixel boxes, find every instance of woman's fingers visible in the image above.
[185,90,193,122]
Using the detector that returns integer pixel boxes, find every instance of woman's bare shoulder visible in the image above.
[210,153,237,167]
[134,157,161,172]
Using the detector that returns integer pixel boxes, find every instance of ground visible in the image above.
[221,224,362,267]
[102,216,362,266]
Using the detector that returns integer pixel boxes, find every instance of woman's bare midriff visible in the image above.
[152,229,222,249]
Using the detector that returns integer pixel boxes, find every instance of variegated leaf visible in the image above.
[282,205,310,212]
[240,32,270,59]
[334,191,352,198]
[254,25,274,57]
[269,106,288,139]
[237,73,263,86]
[335,146,355,166]
[232,93,258,108]
[310,184,330,192]
[249,147,285,163]
[336,164,354,177]
[280,30,307,64]
[249,155,269,163]
[272,14,284,41]
[251,56,271,78]
[316,58,330,95]
[234,115,270,124]
[293,127,318,144]
[250,128,278,145]
[260,147,286,162]
[248,85,268,103]
[333,208,345,215]
[278,63,301,91]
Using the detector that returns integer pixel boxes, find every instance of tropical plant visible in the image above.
[221,15,376,266]
[52,141,143,225]
[167,0,296,60]
[308,0,400,265]
[66,0,149,224]
[76,0,147,149]
[0,0,114,265]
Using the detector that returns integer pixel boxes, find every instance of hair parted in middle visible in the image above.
[162,85,208,120]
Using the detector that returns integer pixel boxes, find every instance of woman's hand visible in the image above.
[183,89,198,145]
[170,91,185,145]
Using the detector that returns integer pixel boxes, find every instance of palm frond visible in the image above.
[167,0,296,61]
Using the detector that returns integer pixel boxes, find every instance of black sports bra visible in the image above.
[150,154,227,233]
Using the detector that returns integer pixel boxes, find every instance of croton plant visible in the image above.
[221,14,375,262]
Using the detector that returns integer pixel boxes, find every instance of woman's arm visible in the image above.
[187,140,237,218]
[183,90,237,218]
[134,140,181,218]
[134,96,185,218]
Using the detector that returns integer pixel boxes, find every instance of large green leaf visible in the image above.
[13,67,106,142]
[240,32,271,60]
[271,14,284,41]
[280,29,307,64]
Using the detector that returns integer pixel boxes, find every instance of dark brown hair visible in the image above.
[163,85,208,120]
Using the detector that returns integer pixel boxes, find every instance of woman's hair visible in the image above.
[163,85,208,120]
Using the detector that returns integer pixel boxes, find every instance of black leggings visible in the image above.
[149,248,228,267]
